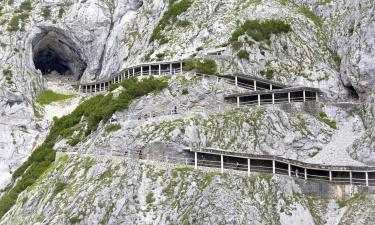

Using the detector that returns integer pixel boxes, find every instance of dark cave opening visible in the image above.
[34,49,71,75]
[32,30,87,80]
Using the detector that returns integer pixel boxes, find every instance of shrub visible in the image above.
[156,53,165,60]
[237,50,249,59]
[260,69,275,80]
[19,0,32,11]
[69,216,82,224]
[150,0,193,44]
[146,192,155,204]
[7,12,29,32]
[230,19,291,46]
[105,124,121,133]
[184,59,217,75]
[53,182,67,195]
[36,90,74,105]
[41,7,51,19]
[298,6,322,28]
[58,6,65,18]
[177,20,191,27]
[319,112,337,129]
[182,88,189,95]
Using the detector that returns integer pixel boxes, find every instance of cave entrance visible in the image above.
[32,30,87,81]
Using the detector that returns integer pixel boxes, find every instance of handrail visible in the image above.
[58,150,375,186]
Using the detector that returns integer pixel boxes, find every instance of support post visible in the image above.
[288,92,291,103]
[248,158,251,177]
[349,171,353,185]
[366,172,369,186]
[127,70,130,78]
[180,62,183,72]
[85,85,87,93]
[132,68,135,76]
[288,164,291,177]
[258,95,261,106]
[170,63,172,75]
[237,96,240,107]
[78,85,81,92]
[235,76,238,86]
[303,90,306,102]
[159,64,161,76]
[272,160,275,174]
[149,65,151,76]
[90,85,92,93]
[141,66,143,76]
[221,155,224,174]
[270,84,273,90]
[272,93,275,105]
[329,171,332,182]
[194,152,197,170]
[304,168,307,180]
[254,80,257,91]
[316,92,319,102]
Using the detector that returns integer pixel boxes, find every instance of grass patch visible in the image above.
[260,69,275,80]
[184,58,217,75]
[298,6,323,28]
[105,124,121,133]
[337,194,366,208]
[36,90,74,105]
[318,112,337,129]
[237,50,249,59]
[41,7,51,19]
[308,151,319,158]
[69,216,82,224]
[230,19,291,46]
[53,182,67,196]
[149,0,193,44]
[146,192,155,204]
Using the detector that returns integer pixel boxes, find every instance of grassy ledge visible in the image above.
[36,90,74,105]
[0,77,169,219]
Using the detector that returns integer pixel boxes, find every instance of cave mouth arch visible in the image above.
[32,29,87,81]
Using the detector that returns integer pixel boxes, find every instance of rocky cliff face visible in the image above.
[2,0,375,223]
[2,155,375,225]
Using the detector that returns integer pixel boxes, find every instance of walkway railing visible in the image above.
[188,147,375,187]
[58,146,375,187]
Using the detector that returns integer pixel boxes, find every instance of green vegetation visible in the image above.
[184,58,217,74]
[69,216,82,224]
[230,19,291,46]
[260,69,275,79]
[3,68,13,85]
[146,192,155,204]
[36,90,74,105]
[53,182,67,196]
[105,124,121,133]
[41,7,51,19]
[308,150,319,158]
[182,88,189,95]
[318,112,337,129]
[0,77,169,219]
[337,194,366,208]
[150,0,193,44]
[7,0,33,32]
[237,50,249,59]
[19,0,32,11]
[58,6,65,18]
[298,6,323,28]
[177,19,191,27]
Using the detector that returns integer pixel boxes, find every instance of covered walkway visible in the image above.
[187,148,375,186]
